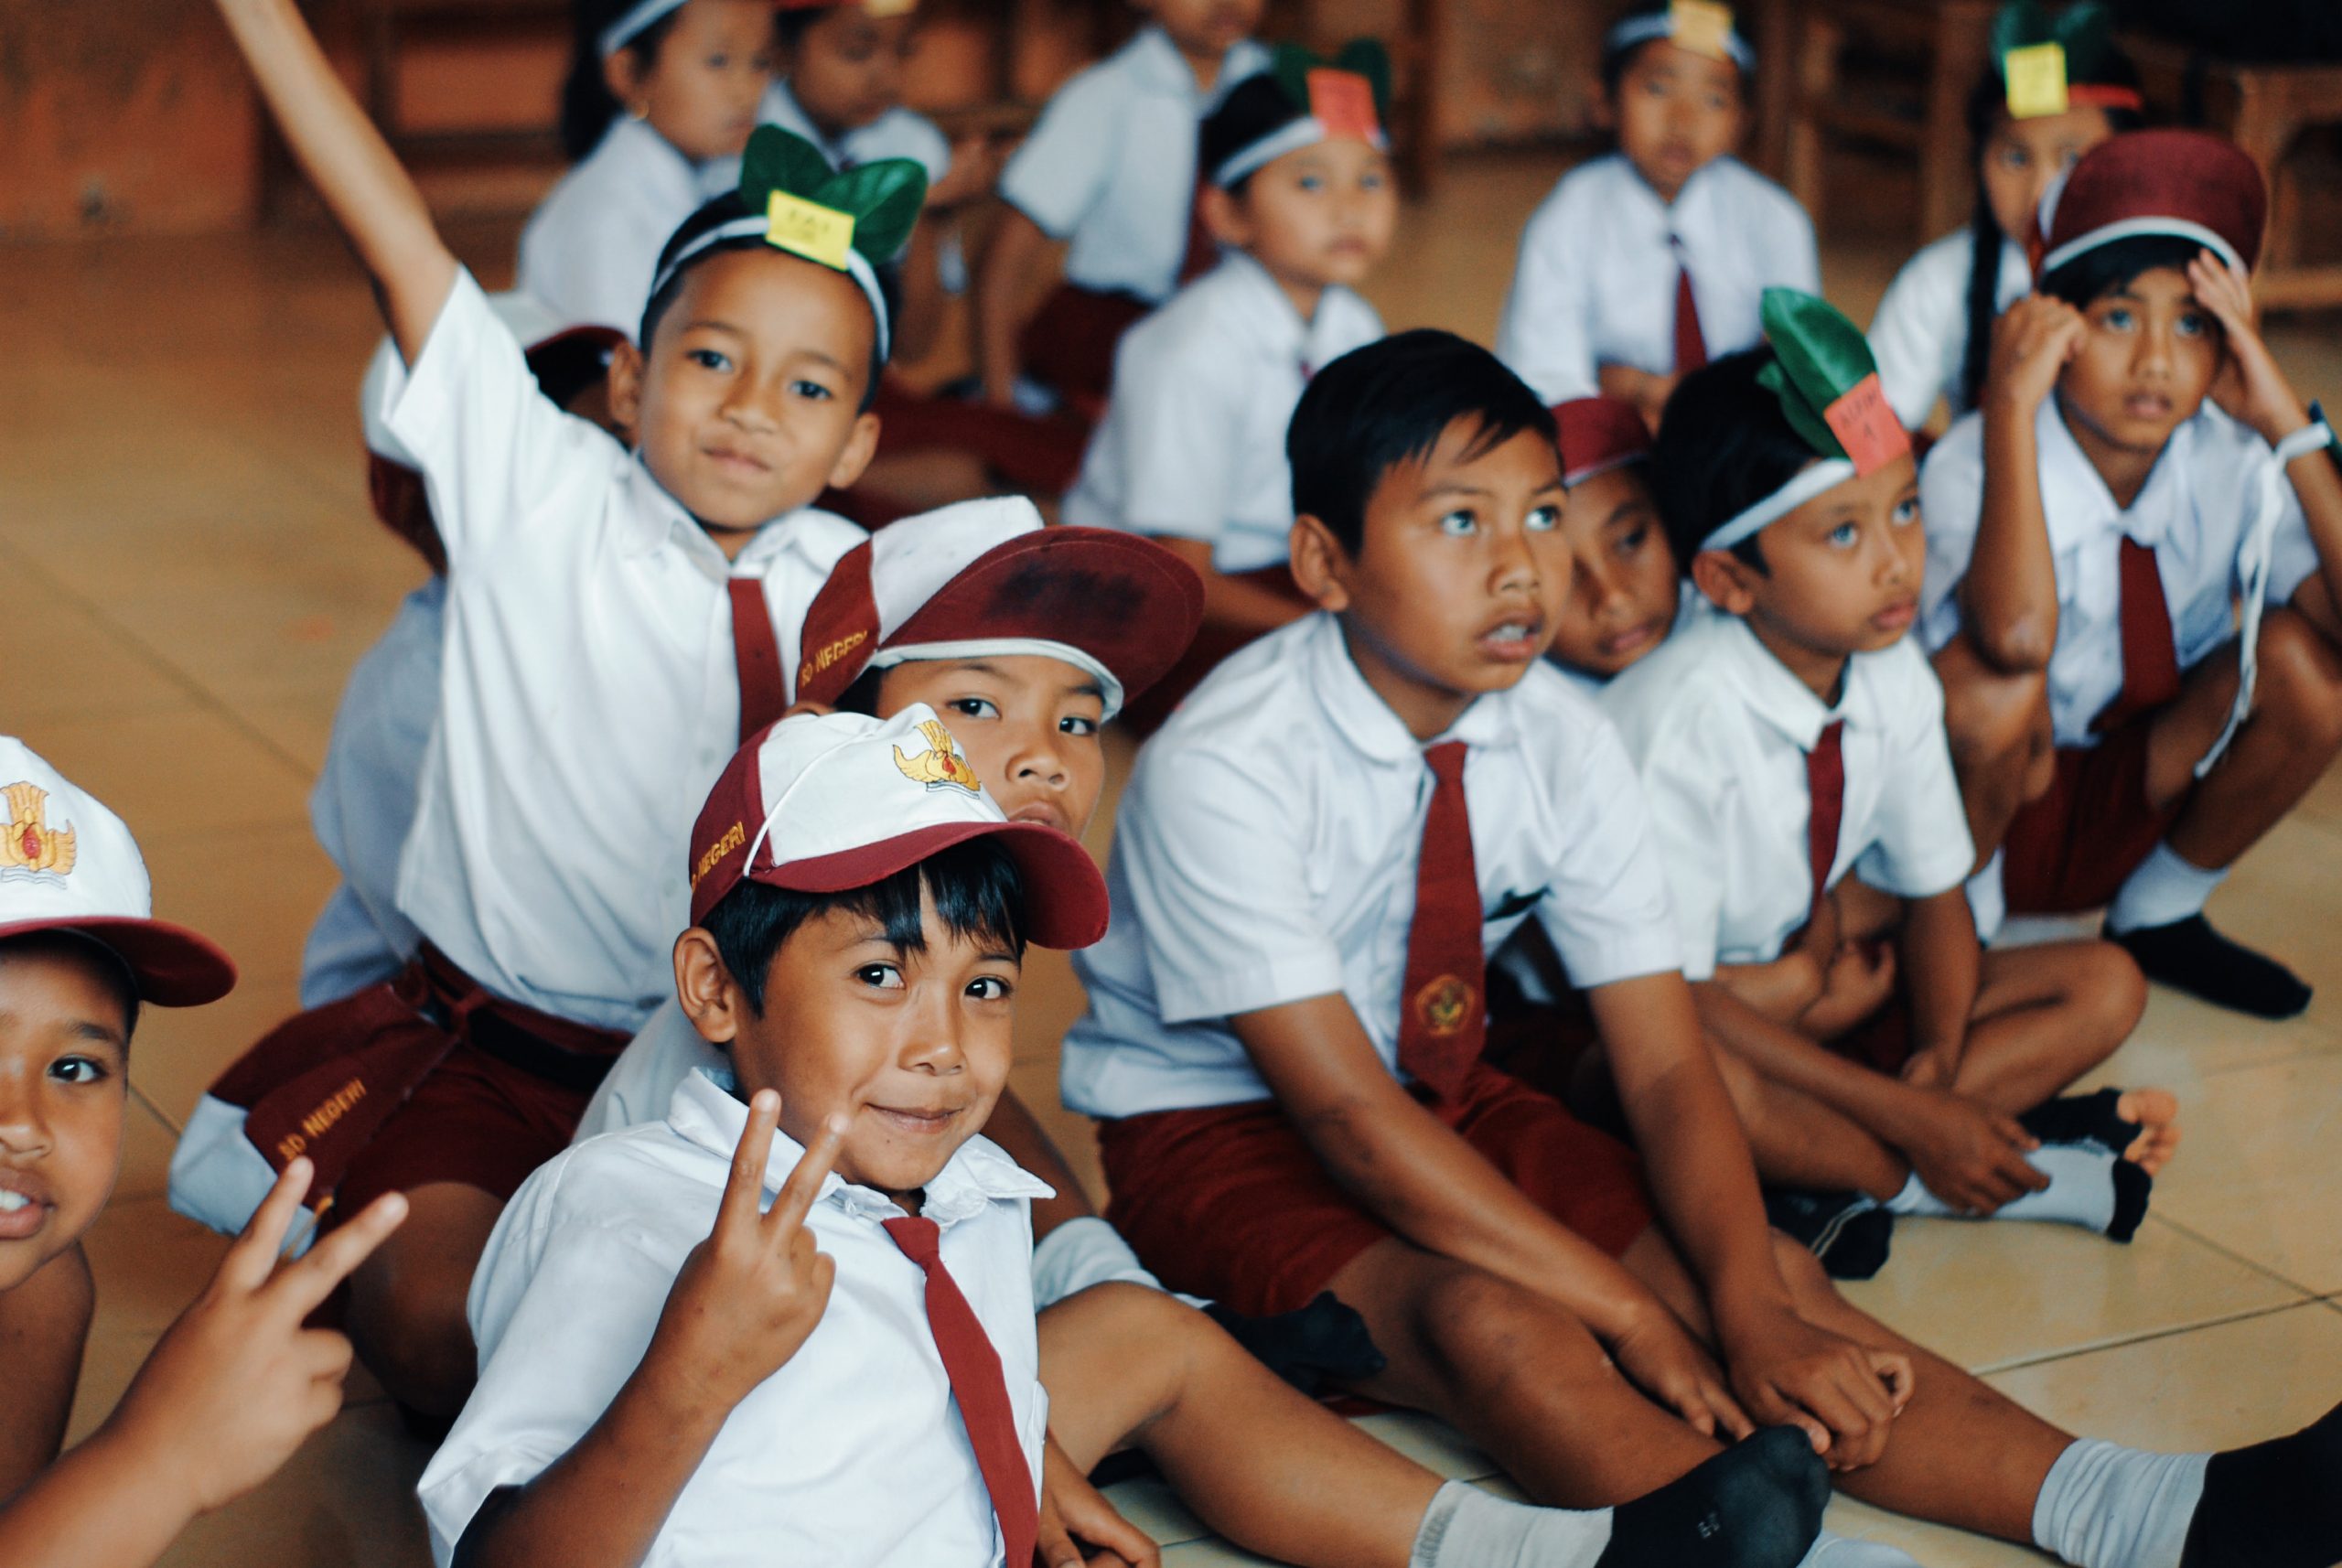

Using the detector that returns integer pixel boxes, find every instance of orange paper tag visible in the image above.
[1823,374,1909,475]
[2004,41,2069,119]
[1670,0,1735,61]
[862,0,918,15]
[1307,69,1381,142]
[765,189,856,272]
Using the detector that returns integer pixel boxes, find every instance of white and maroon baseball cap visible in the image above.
[2038,130,2266,283]
[0,738,236,1007]
[1553,396,1655,489]
[792,497,1204,718]
[685,705,1111,947]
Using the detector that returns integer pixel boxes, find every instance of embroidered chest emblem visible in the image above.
[1,783,77,884]
[893,719,983,794]
[1413,973,1476,1038]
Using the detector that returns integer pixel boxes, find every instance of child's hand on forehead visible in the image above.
[1984,294,2085,418]
[646,1090,847,1412]
[2189,250,2310,443]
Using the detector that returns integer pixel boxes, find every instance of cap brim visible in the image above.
[753,820,1111,950]
[887,529,1205,709]
[0,917,239,1007]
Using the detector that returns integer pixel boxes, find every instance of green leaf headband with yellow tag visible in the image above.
[1209,39,1393,188]
[644,126,929,359]
[1702,289,1911,551]
[1991,2,2141,121]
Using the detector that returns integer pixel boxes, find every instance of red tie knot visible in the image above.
[883,1214,942,1265]
[1424,740,1468,783]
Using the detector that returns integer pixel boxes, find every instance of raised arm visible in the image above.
[210,0,456,360]
[1962,296,2083,671]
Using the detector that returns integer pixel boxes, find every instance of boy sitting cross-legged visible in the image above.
[1602,292,2173,1280]
[424,708,1830,1568]
[1060,328,2342,1568]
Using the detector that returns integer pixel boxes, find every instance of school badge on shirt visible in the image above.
[1,782,77,884]
[1413,973,1477,1038]
[893,719,983,794]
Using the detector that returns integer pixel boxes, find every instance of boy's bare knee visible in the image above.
[1767,1231,1835,1304]
[1411,1262,1604,1383]
[2254,613,2342,753]
[2077,940,2149,1038]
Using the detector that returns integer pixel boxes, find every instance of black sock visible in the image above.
[1597,1426,1828,1568]
[2181,1398,2342,1568]
[2019,1088,2143,1156]
[2112,915,2313,1019]
[1762,1187,1895,1280]
[1201,1292,1386,1395]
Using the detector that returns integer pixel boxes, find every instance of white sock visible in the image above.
[1968,849,2008,943]
[1411,1479,1613,1568]
[1883,1144,2122,1231]
[2107,842,2228,934]
[2031,1437,2208,1568]
[1030,1216,1178,1309]
[1799,1530,1923,1566]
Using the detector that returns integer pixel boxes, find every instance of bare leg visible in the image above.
[2149,613,2342,869]
[341,1181,503,1418]
[1700,1045,1910,1202]
[1934,632,2057,872]
[0,1240,94,1498]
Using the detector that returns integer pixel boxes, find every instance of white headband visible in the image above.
[1605,13,1757,72]
[646,212,893,360]
[1211,115,1389,188]
[2039,217,2248,285]
[598,0,688,57]
[1701,457,1855,552]
[865,638,1126,722]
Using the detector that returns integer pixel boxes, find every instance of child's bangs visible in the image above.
[2041,234,2211,310]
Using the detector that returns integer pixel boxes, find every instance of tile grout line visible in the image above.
[2140,1208,2336,1301]
[1970,1295,2330,1378]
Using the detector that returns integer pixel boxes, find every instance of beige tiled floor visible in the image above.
[8,148,2342,1567]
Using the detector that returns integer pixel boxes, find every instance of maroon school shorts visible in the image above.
[1098,1061,1655,1316]
[2003,722,2181,915]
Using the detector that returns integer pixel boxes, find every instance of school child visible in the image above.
[1918,130,2342,1018]
[1063,43,1395,725]
[301,301,626,1009]
[0,737,405,1564]
[1868,1,2143,431]
[185,0,924,1420]
[522,0,777,335]
[974,0,1271,417]
[422,706,1830,1568]
[1495,1,1818,428]
[1544,395,1689,689]
[1058,327,2342,1568]
[1603,293,2170,1278]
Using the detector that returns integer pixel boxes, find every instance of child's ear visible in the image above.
[606,340,647,436]
[1289,513,1352,613]
[674,929,746,1047]
[1586,75,1617,134]
[603,49,645,116]
[1198,184,1251,251]
[827,409,883,490]
[1689,546,1760,616]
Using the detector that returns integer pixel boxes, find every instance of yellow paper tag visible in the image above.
[2004,41,2069,120]
[863,0,917,16]
[1670,0,1735,61]
[765,189,856,273]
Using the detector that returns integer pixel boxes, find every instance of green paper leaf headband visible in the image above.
[1703,289,1910,550]
[644,126,929,358]
[1990,2,2140,118]
[1269,39,1393,124]
[1211,39,1393,187]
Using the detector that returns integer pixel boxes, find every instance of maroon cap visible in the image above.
[1554,397,1655,488]
[2041,130,2267,280]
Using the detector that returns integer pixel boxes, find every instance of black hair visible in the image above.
[1288,329,1556,557]
[698,838,1029,1015]
[1198,73,1310,198]
[1599,1,1749,96]
[524,333,621,413]
[1649,346,1825,575]
[1953,53,2144,411]
[560,0,682,163]
[0,931,142,1047]
[639,193,893,411]
[2039,232,2208,311]
[833,664,886,716]
[774,9,823,52]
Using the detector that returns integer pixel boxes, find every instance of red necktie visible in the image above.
[2091,538,2182,734]
[727,575,789,744]
[1397,742,1485,1104]
[1671,235,1708,376]
[1805,721,1846,918]
[883,1216,1037,1568]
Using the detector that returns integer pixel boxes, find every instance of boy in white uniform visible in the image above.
[426,708,1833,1568]
[1063,44,1394,725]
[1604,292,2170,1278]
[975,0,1270,415]
[184,0,926,1421]
[1497,2,1816,429]
[1918,131,2342,1018]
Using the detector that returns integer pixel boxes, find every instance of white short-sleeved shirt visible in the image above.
[518,117,713,338]
[299,579,445,1007]
[1059,253,1383,572]
[419,1069,1050,1567]
[1918,398,2321,748]
[1058,613,1684,1118]
[573,996,720,1144]
[1494,154,1821,404]
[1601,608,1975,981]
[997,26,1270,304]
[381,270,865,1031]
[1868,229,2030,430]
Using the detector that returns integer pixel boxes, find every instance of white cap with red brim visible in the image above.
[0,737,236,1007]
[686,705,1111,947]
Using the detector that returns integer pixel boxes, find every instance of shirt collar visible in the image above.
[763,80,850,168]
[665,1067,1052,1230]
[2038,395,2197,551]
[1709,611,1878,751]
[616,456,830,577]
[1606,151,1721,225]
[1302,612,1526,767]
[1125,24,1269,106]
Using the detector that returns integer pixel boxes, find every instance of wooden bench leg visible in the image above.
[1787,9,1839,227]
